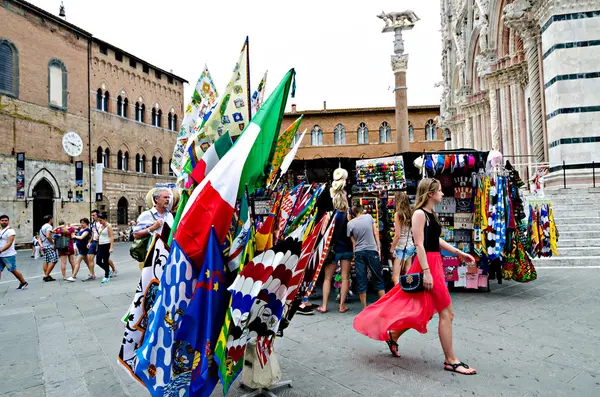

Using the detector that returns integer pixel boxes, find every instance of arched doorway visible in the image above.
[117,197,128,225]
[33,179,54,235]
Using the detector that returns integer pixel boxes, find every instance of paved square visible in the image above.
[1,245,598,396]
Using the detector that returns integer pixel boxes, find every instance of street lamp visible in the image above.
[62,189,73,208]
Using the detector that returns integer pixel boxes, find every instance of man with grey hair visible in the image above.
[133,188,174,241]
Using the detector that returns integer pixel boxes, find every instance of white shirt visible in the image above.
[134,207,174,236]
[91,221,100,241]
[98,224,111,245]
[40,223,54,248]
[0,227,17,257]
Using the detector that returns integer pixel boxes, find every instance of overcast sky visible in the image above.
[30,0,443,111]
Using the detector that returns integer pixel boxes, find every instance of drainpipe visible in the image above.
[87,37,93,214]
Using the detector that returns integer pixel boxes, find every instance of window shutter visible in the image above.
[0,44,14,93]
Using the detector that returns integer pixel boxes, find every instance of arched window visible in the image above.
[357,122,368,144]
[169,159,174,177]
[103,91,110,112]
[173,114,178,131]
[48,59,67,109]
[0,39,19,98]
[157,109,162,128]
[379,121,392,143]
[135,154,141,172]
[311,125,323,146]
[152,156,157,174]
[151,108,157,126]
[96,146,103,164]
[135,102,145,123]
[117,150,123,170]
[123,151,129,171]
[117,96,123,116]
[408,121,415,142]
[103,148,110,168]
[123,98,128,118]
[96,89,103,110]
[158,157,163,175]
[334,124,346,145]
[425,119,437,141]
[292,132,301,147]
[141,155,146,173]
[168,112,173,131]
[117,197,128,225]
[168,112,178,131]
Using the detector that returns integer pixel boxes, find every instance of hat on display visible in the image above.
[437,154,445,173]
[414,156,425,175]
[486,150,503,172]
[425,155,435,175]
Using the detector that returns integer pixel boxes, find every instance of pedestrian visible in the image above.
[0,215,28,290]
[72,218,92,281]
[348,203,385,309]
[31,233,41,259]
[133,188,174,240]
[56,220,76,281]
[40,215,57,282]
[95,213,114,284]
[353,178,477,375]
[87,210,118,280]
[390,192,415,285]
[317,196,353,314]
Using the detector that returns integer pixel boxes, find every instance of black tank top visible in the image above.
[420,209,441,252]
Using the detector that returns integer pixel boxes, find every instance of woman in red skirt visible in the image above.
[353,178,477,375]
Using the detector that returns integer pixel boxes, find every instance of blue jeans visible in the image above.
[354,250,384,293]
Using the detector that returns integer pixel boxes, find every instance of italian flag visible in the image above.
[189,132,233,186]
[175,69,295,267]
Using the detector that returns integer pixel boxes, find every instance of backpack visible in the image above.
[55,234,70,250]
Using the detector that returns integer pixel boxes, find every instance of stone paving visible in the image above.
[1,244,599,397]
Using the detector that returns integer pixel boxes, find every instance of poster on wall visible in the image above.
[76,191,84,202]
[16,152,25,199]
[355,155,407,193]
[75,161,83,187]
[95,163,103,202]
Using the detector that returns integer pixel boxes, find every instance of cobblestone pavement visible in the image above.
[1,245,599,397]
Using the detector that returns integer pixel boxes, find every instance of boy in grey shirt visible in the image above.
[348,204,385,308]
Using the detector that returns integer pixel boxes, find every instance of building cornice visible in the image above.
[285,105,440,116]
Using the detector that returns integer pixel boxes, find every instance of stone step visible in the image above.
[559,230,600,239]
[559,247,600,256]
[543,188,600,196]
[533,256,600,267]
[553,216,600,225]
[553,210,600,218]
[558,223,600,232]
[557,238,600,248]
[547,198,600,205]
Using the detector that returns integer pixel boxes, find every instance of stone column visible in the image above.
[488,83,500,150]
[464,116,473,148]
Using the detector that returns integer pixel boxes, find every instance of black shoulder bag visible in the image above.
[400,210,429,293]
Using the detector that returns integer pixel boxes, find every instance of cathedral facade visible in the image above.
[440,0,600,185]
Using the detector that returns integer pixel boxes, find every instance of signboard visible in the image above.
[16,152,25,199]
[75,161,83,187]
[355,155,407,193]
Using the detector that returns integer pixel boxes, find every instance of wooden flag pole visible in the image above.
[246,36,252,121]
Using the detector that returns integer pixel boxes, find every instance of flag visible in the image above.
[285,184,325,235]
[167,228,228,397]
[189,132,233,186]
[255,214,275,253]
[302,215,337,303]
[266,116,303,187]
[175,69,296,267]
[278,128,307,178]
[118,225,171,384]
[134,241,199,396]
[171,66,218,179]
[169,190,189,246]
[225,192,251,272]
[251,70,268,116]
[275,184,303,242]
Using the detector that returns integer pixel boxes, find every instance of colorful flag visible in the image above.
[225,192,251,272]
[171,66,218,179]
[168,227,228,397]
[189,132,233,186]
[134,241,199,396]
[278,128,307,178]
[175,69,296,267]
[251,70,268,117]
[275,184,302,242]
[302,214,337,303]
[255,214,275,253]
[118,225,171,384]
[266,116,303,187]
[168,190,189,246]
[285,184,325,235]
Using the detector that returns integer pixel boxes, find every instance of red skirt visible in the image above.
[353,252,451,341]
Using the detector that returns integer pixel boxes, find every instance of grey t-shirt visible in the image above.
[347,214,378,252]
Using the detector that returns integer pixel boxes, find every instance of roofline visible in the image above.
[93,38,188,84]
[285,105,440,116]
[12,0,92,37]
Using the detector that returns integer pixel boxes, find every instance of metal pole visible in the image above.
[563,160,567,189]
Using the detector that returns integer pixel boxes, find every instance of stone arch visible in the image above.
[96,138,112,152]
[28,168,61,199]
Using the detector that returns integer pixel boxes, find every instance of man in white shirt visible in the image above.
[0,215,28,290]
[134,188,174,240]
[40,215,58,282]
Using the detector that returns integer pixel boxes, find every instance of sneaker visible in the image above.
[101,277,110,284]
[112,270,118,277]
[82,275,96,282]
[109,270,113,278]
[44,276,56,282]
[17,282,28,290]
[296,305,314,316]
[66,277,76,282]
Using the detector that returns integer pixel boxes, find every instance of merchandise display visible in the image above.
[355,156,407,193]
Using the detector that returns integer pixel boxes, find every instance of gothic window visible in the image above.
[157,109,162,128]
[117,150,123,170]
[96,147,103,164]
[152,156,157,174]
[334,124,346,145]
[168,112,178,131]
[135,154,141,172]
[311,125,323,146]
[96,89,103,110]
[103,148,110,168]
[158,157,163,175]
[48,59,67,109]
[357,122,368,144]
[117,96,128,118]
[379,121,392,143]
[123,151,129,171]
[169,159,174,177]
[425,119,437,141]
[135,102,145,123]
[408,122,415,142]
[0,39,19,98]
[152,107,162,127]
[103,91,110,112]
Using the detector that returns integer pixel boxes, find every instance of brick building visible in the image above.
[0,0,185,245]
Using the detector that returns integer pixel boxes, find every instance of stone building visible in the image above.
[0,0,185,244]
[439,0,600,185]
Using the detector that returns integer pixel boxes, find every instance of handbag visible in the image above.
[130,212,157,262]
[55,234,70,250]
[400,209,429,293]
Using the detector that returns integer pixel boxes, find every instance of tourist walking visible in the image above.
[87,210,118,280]
[348,203,385,309]
[56,220,76,281]
[40,215,57,282]
[95,213,114,284]
[0,215,28,290]
[72,218,92,281]
[353,178,477,375]
[31,233,41,259]
[390,192,415,285]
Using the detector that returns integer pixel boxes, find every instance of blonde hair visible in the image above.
[414,179,441,225]
[394,192,412,226]
[333,194,349,212]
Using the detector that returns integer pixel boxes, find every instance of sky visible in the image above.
[29,0,443,112]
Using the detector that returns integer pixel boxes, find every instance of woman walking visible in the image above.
[72,218,92,281]
[353,178,477,375]
[57,220,76,281]
[390,192,415,285]
[95,213,114,284]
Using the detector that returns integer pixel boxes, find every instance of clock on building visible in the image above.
[62,131,83,157]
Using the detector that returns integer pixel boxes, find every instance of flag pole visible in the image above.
[246,36,252,120]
